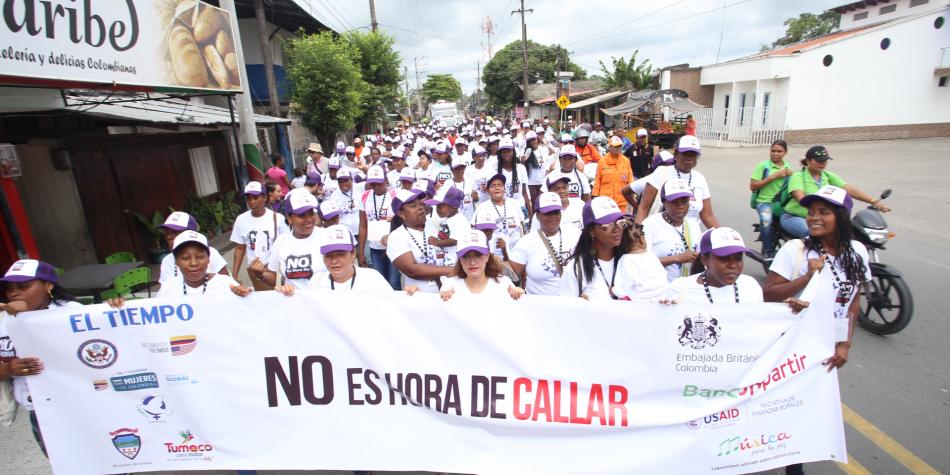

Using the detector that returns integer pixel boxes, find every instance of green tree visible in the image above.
[421,74,462,104]
[771,11,840,48]
[286,31,366,148]
[345,31,402,127]
[598,50,653,91]
[483,41,586,109]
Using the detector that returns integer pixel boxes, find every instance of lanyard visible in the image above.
[403,224,431,262]
[702,273,739,303]
[329,271,357,290]
[594,257,619,300]
[663,212,692,277]
[675,169,693,188]
[372,192,386,220]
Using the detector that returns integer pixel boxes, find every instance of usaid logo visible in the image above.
[686,408,741,430]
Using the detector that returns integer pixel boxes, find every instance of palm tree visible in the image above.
[598,50,653,91]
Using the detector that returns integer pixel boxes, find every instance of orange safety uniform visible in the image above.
[593,151,634,211]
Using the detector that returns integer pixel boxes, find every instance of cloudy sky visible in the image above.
[297,0,846,94]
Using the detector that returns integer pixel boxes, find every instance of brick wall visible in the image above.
[669,69,714,107]
[784,122,950,144]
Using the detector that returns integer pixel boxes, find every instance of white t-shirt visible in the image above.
[529,198,584,232]
[321,173,340,198]
[327,188,360,237]
[441,275,516,298]
[612,252,670,302]
[502,165,530,205]
[558,256,619,301]
[267,230,327,288]
[770,239,871,321]
[426,212,471,267]
[387,167,406,189]
[291,176,306,189]
[358,189,395,250]
[230,209,290,265]
[642,212,702,282]
[449,179,477,221]
[665,274,764,304]
[430,162,453,184]
[474,199,526,248]
[159,247,228,283]
[510,226,581,296]
[305,268,393,292]
[386,224,440,293]
[465,164,495,203]
[542,168,591,199]
[1,300,82,408]
[523,147,552,185]
[646,168,711,222]
[156,273,241,298]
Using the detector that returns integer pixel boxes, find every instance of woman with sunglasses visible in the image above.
[509,192,581,296]
[558,197,630,300]
[1,259,81,455]
[643,180,703,282]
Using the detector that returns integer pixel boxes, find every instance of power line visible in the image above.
[566,0,690,46]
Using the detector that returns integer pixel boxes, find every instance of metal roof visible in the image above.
[64,92,290,126]
[565,90,630,110]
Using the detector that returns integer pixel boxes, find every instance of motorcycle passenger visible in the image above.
[749,140,792,258]
[574,128,602,165]
[779,145,890,238]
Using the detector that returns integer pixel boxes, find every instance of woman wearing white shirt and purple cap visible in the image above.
[439,230,524,300]
[252,190,327,288]
[510,192,581,296]
[158,211,229,284]
[386,188,455,293]
[558,196,632,300]
[474,173,527,248]
[635,135,720,229]
[665,227,765,304]
[642,179,703,282]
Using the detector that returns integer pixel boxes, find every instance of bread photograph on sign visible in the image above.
[158,0,241,91]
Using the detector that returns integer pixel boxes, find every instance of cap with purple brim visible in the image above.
[559,144,578,158]
[660,179,693,202]
[412,179,435,197]
[285,191,318,215]
[675,135,701,154]
[243,181,265,196]
[486,173,506,186]
[699,227,750,256]
[800,185,853,211]
[320,224,357,254]
[425,186,464,208]
[473,208,497,230]
[545,173,571,189]
[398,168,417,183]
[319,200,341,220]
[498,137,515,151]
[456,230,490,257]
[652,150,675,168]
[582,196,623,227]
[328,157,342,169]
[392,188,427,214]
[305,172,322,186]
[172,230,210,254]
[1,259,58,283]
[534,192,563,214]
[334,141,345,154]
[451,155,468,169]
[472,145,488,156]
[366,165,386,184]
[159,211,198,231]
[335,170,353,181]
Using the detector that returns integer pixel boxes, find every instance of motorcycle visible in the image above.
[748,189,912,335]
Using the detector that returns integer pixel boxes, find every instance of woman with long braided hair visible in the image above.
[764,185,870,374]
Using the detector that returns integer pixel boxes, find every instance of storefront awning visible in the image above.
[565,90,630,110]
[62,92,290,126]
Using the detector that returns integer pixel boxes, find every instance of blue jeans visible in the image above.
[780,213,809,239]
[370,248,401,290]
[756,203,778,257]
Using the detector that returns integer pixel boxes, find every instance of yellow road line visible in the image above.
[836,455,872,475]
[842,404,940,475]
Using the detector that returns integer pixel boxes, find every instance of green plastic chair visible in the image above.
[55,267,64,276]
[99,267,154,300]
[104,251,136,264]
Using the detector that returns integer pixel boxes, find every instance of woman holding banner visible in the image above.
[386,188,455,293]
[439,230,524,301]
[558,197,631,300]
[642,180,702,283]
[1,259,82,456]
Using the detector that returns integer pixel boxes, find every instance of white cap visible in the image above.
[535,126,545,134]
[243,181,264,196]
[398,168,417,182]
[319,199,341,219]
[471,145,487,156]
[637,128,648,137]
[660,179,693,202]
[451,155,468,169]
[285,190,319,214]
[455,229,490,257]
[676,135,701,154]
[558,144,578,158]
[473,208,498,230]
[172,230,209,253]
[521,121,531,128]
[699,227,749,257]
[560,133,573,143]
[525,131,538,141]
[455,137,468,146]
[160,211,198,231]
[498,137,515,150]
[366,165,386,184]
[344,146,355,154]
[328,156,342,169]
[320,224,356,254]
[535,192,563,214]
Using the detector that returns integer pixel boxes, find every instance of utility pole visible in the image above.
[512,0,533,118]
[475,60,481,112]
[404,66,411,120]
[220,0,263,182]
[414,56,426,120]
[369,0,379,33]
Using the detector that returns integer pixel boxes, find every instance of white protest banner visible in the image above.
[6,291,847,474]
[0,1,241,92]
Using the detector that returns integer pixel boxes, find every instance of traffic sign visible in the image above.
[555,95,571,110]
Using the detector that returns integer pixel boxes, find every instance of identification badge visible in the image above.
[835,282,854,304]
[834,319,850,342]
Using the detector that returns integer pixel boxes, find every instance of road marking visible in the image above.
[842,404,940,475]
[837,455,872,475]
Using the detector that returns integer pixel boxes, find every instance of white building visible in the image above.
[698,0,950,144]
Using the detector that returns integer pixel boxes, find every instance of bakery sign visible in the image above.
[0,0,242,92]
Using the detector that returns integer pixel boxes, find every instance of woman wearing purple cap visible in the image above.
[510,192,581,296]
[766,185,871,372]
[386,189,455,293]
[665,227,765,304]
[558,197,632,300]
[474,173,527,249]
[635,135,719,229]
[1,259,81,455]
[231,182,290,291]
[158,211,230,285]
[252,191,327,289]
[358,167,400,290]
[642,180,703,282]
[439,230,524,300]
[326,171,360,237]
[465,146,494,204]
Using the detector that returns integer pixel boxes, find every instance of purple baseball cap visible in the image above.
[582,196,623,227]
[545,174,571,189]
[305,172,322,186]
[800,185,853,212]
[243,181,265,196]
[660,179,692,202]
[320,224,356,254]
[392,188,427,214]
[652,150,675,168]
[319,200,341,220]
[366,165,386,184]
[285,190,318,215]
[159,211,198,232]
[1,259,58,283]
[456,230,490,257]
[486,173,506,186]
[699,227,750,257]
[425,186,464,208]
[534,192,563,214]
[334,141,345,153]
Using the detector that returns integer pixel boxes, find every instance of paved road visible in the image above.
[1,137,947,475]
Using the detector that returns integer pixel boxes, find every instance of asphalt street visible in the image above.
[1,137,947,475]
